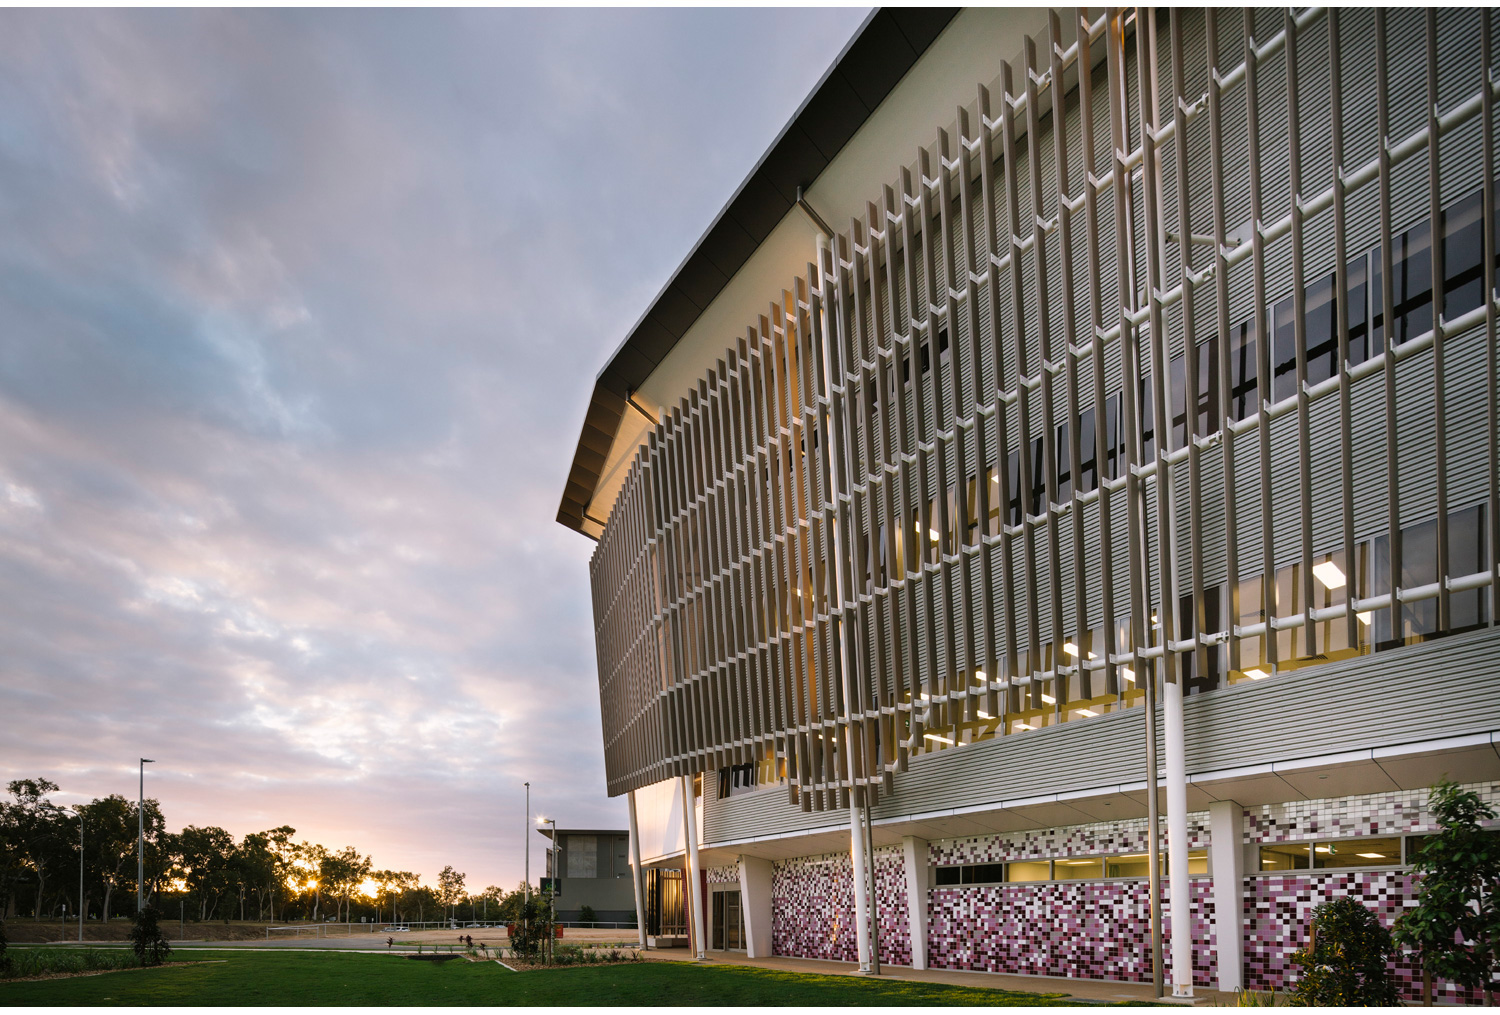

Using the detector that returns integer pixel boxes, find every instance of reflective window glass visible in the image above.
[1373,217,1433,347]
[1346,255,1371,366]
[1303,273,1338,386]
[1055,421,1072,502]
[1078,406,1098,494]
[1140,375,1157,461]
[1259,843,1310,871]
[1104,393,1124,479]
[1314,837,1401,869]
[1054,858,1105,880]
[1448,504,1488,633]
[1272,294,1299,404]
[1228,320,1259,421]
[1030,436,1046,516]
[1443,190,1485,321]
[1006,861,1052,883]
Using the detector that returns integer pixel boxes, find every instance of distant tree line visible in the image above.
[0,778,531,925]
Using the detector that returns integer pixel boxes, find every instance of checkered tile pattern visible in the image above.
[770,848,907,966]
[1245,782,1500,843]
[929,814,1211,865]
[704,862,740,884]
[1246,871,1491,1004]
[926,878,1215,986]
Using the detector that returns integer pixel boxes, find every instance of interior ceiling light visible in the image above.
[977,710,993,719]
[1014,722,1034,731]
[1357,853,1386,859]
[1356,611,1373,626]
[1063,642,1080,657]
[923,732,955,745]
[929,529,940,541]
[1245,668,1270,680]
[1078,708,1099,717]
[1315,846,1332,853]
[1121,667,1136,682]
[1312,560,1347,590]
[1041,693,1056,704]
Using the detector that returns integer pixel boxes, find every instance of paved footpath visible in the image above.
[638,950,1226,1006]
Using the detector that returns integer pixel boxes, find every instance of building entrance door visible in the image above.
[710,889,744,950]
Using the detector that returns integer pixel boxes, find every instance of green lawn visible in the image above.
[0,949,1093,1006]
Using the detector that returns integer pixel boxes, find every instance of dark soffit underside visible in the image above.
[557,7,961,536]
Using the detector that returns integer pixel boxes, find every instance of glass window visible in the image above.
[945,483,958,554]
[1400,518,1440,644]
[1346,255,1371,366]
[1228,320,1259,421]
[1314,837,1401,869]
[935,866,961,887]
[964,476,979,547]
[1259,843,1310,871]
[1103,393,1122,480]
[1303,273,1338,387]
[1443,190,1485,321]
[1230,573,1269,684]
[1197,335,1221,438]
[985,465,1001,537]
[1177,587,1224,693]
[1140,375,1157,461]
[938,327,950,359]
[1373,217,1433,347]
[1271,293,1299,404]
[1169,354,1187,451]
[1055,421,1072,502]
[1054,858,1104,880]
[1449,504,1488,633]
[1006,861,1052,883]
[920,338,931,376]
[1007,448,1022,526]
[1030,436,1046,515]
[1078,406,1098,494]
[926,496,940,565]
[967,863,1005,884]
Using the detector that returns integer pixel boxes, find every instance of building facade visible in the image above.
[540,828,638,925]
[559,7,1500,1001]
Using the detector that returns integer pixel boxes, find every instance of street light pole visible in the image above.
[75,806,84,942]
[523,782,530,908]
[138,758,154,913]
[538,816,557,962]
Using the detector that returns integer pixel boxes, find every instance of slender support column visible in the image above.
[738,855,773,959]
[902,836,930,970]
[1164,678,1193,998]
[848,791,872,971]
[1209,800,1246,993]
[680,776,706,959]
[627,790,648,949]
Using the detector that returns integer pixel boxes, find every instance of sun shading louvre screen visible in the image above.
[588,8,1500,801]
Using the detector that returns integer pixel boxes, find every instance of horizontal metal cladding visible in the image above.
[703,627,1500,846]
[588,8,1500,809]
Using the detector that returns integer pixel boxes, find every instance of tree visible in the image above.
[176,826,237,922]
[1393,780,1500,1005]
[318,847,372,924]
[437,865,466,924]
[129,907,171,966]
[2,779,65,916]
[1289,896,1402,1006]
[77,795,163,922]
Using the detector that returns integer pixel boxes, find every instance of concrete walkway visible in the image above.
[638,950,1228,1006]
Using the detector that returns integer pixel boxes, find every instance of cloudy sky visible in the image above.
[0,7,869,892]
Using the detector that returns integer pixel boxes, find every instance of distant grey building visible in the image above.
[540,828,637,925]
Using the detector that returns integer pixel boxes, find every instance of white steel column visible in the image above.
[1164,679,1193,998]
[902,836,929,970]
[848,780,872,971]
[1208,800,1245,992]
[738,855,774,959]
[680,776,706,959]
[627,790,648,949]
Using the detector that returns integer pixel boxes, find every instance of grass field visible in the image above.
[0,949,1095,1006]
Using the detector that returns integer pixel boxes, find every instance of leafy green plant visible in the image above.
[578,905,597,925]
[508,892,555,958]
[129,907,171,967]
[0,922,10,977]
[1392,780,1500,1005]
[1288,897,1401,1006]
[1234,987,1276,1006]
[2,947,142,979]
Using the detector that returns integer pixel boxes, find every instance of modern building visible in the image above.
[558,7,1500,1002]
[537,827,638,925]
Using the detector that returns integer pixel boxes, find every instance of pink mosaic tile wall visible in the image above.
[770,848,908,966]
[930,814,1210,865]
[926,878,1215,986]
[704,862,740,884]
[1245,782,1500,843]
[1246,871,1489,1004]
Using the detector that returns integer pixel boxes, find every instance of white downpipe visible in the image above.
[1164,678,1193,997]
[627,790,648,949]
[681,776,706,959]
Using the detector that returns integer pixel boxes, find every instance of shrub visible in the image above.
[577,905,597,925]
[2,947,141,979]
[129,908,172,967]
[0,922,10,976]
[1289,897,1401,1007]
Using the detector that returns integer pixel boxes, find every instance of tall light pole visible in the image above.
[73,806,84,942]
[523,782,530,909]
[138,758,154,913]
